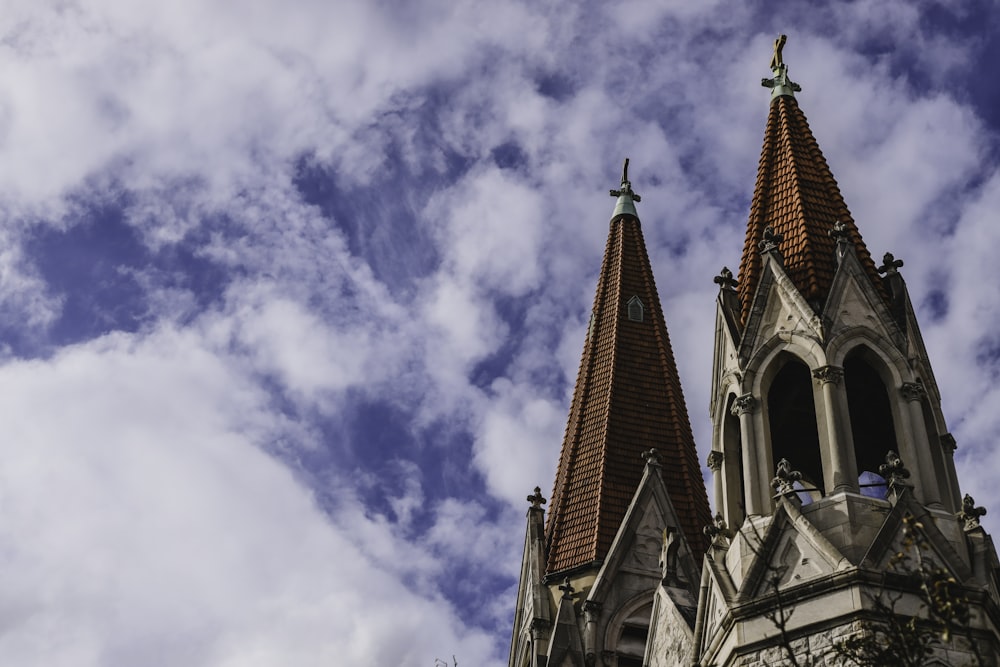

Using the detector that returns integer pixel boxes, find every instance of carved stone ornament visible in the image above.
[771,458,803,494]
[703,513,729,542]
[706,450,724,472]
[828,220,851,245]
[940,433,958,451]
[731,393,757,416]
[959,494,987,531]
[758,225,784,255]
[641,448,661,467]
[900,382,926,402]
[812,365,844,385]
[558,577,575,600]
[582,599,602,620]
[527,486,547,509]
[879,450,911,489]
[878,251,905,275]
[713,266,737,291]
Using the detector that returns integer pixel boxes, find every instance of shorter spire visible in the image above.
[761,34,801,102]
[610,158,641,219]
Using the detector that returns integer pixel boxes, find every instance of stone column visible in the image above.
[529,619,550,667]
[583,601,601,667]
[732,394,763,515]
[707,450,724,519]
[900,382,941,508]
[812,365,855,493]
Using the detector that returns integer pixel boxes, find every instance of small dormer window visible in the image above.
[627,296,644,322]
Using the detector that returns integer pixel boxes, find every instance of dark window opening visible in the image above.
[768,360,824,494]
[615,603,652,667]
[844,355,897,481]
[723,395,745,524]
[617,624,648,665]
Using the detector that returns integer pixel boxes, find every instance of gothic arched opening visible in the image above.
[723,394,745,525]
[768,359,824,495]
[610,599,652,667]
[844,353,897,492]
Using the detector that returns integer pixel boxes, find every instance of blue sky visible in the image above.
[0,2,998,665]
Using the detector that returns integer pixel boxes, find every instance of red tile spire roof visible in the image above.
[737,43,883,324]
[544,162,712,575]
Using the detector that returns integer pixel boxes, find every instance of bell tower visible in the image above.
[696,35,1000,666]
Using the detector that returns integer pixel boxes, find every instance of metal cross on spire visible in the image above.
[610,158,641,202]
[610,157,641,219]
[770,34,787,70]
[762,33,801,100]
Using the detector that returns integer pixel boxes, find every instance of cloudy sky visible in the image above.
[0,1,997,665]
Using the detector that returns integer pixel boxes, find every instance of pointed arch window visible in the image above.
[722,394,745,526]
[607,598,653,667]
[767,359,824,495]
[627,296,644,322]
[844,352,898,488]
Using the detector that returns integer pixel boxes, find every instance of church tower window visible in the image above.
[767,358,824,496]
[843,351,897,490]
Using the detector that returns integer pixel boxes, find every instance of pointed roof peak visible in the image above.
[610,158,641,219]
[737,43,884,323]
[545,187,711,576]
[761,34,802,102]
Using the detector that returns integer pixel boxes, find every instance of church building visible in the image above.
[507,37,1000,667]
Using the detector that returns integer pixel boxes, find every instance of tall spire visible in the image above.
[737,35,883,323]
[545,161,711,575]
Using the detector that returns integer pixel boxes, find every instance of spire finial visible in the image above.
[770,34,786,70]
[610,158,641,220]
[761,34,801,101]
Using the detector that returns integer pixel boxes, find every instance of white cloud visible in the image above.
[0,0,996,663]
[0,324,504,667]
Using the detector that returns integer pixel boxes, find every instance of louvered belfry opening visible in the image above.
[545,212,712,576]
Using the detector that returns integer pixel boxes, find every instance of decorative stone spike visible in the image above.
[771,458,802,495]
[960,494,987,531]
[879,450,911,489]
[759,225,784,265]
[641,448,661,467]
[714,266,737,290]
[558,577,575,599]
[878,252,905,275]
[829,220,851,263]
[527,486,547,509]
[703,513,730,549]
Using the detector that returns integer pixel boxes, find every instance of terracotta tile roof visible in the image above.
[544,213,712,575]
[737,95,884,324]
